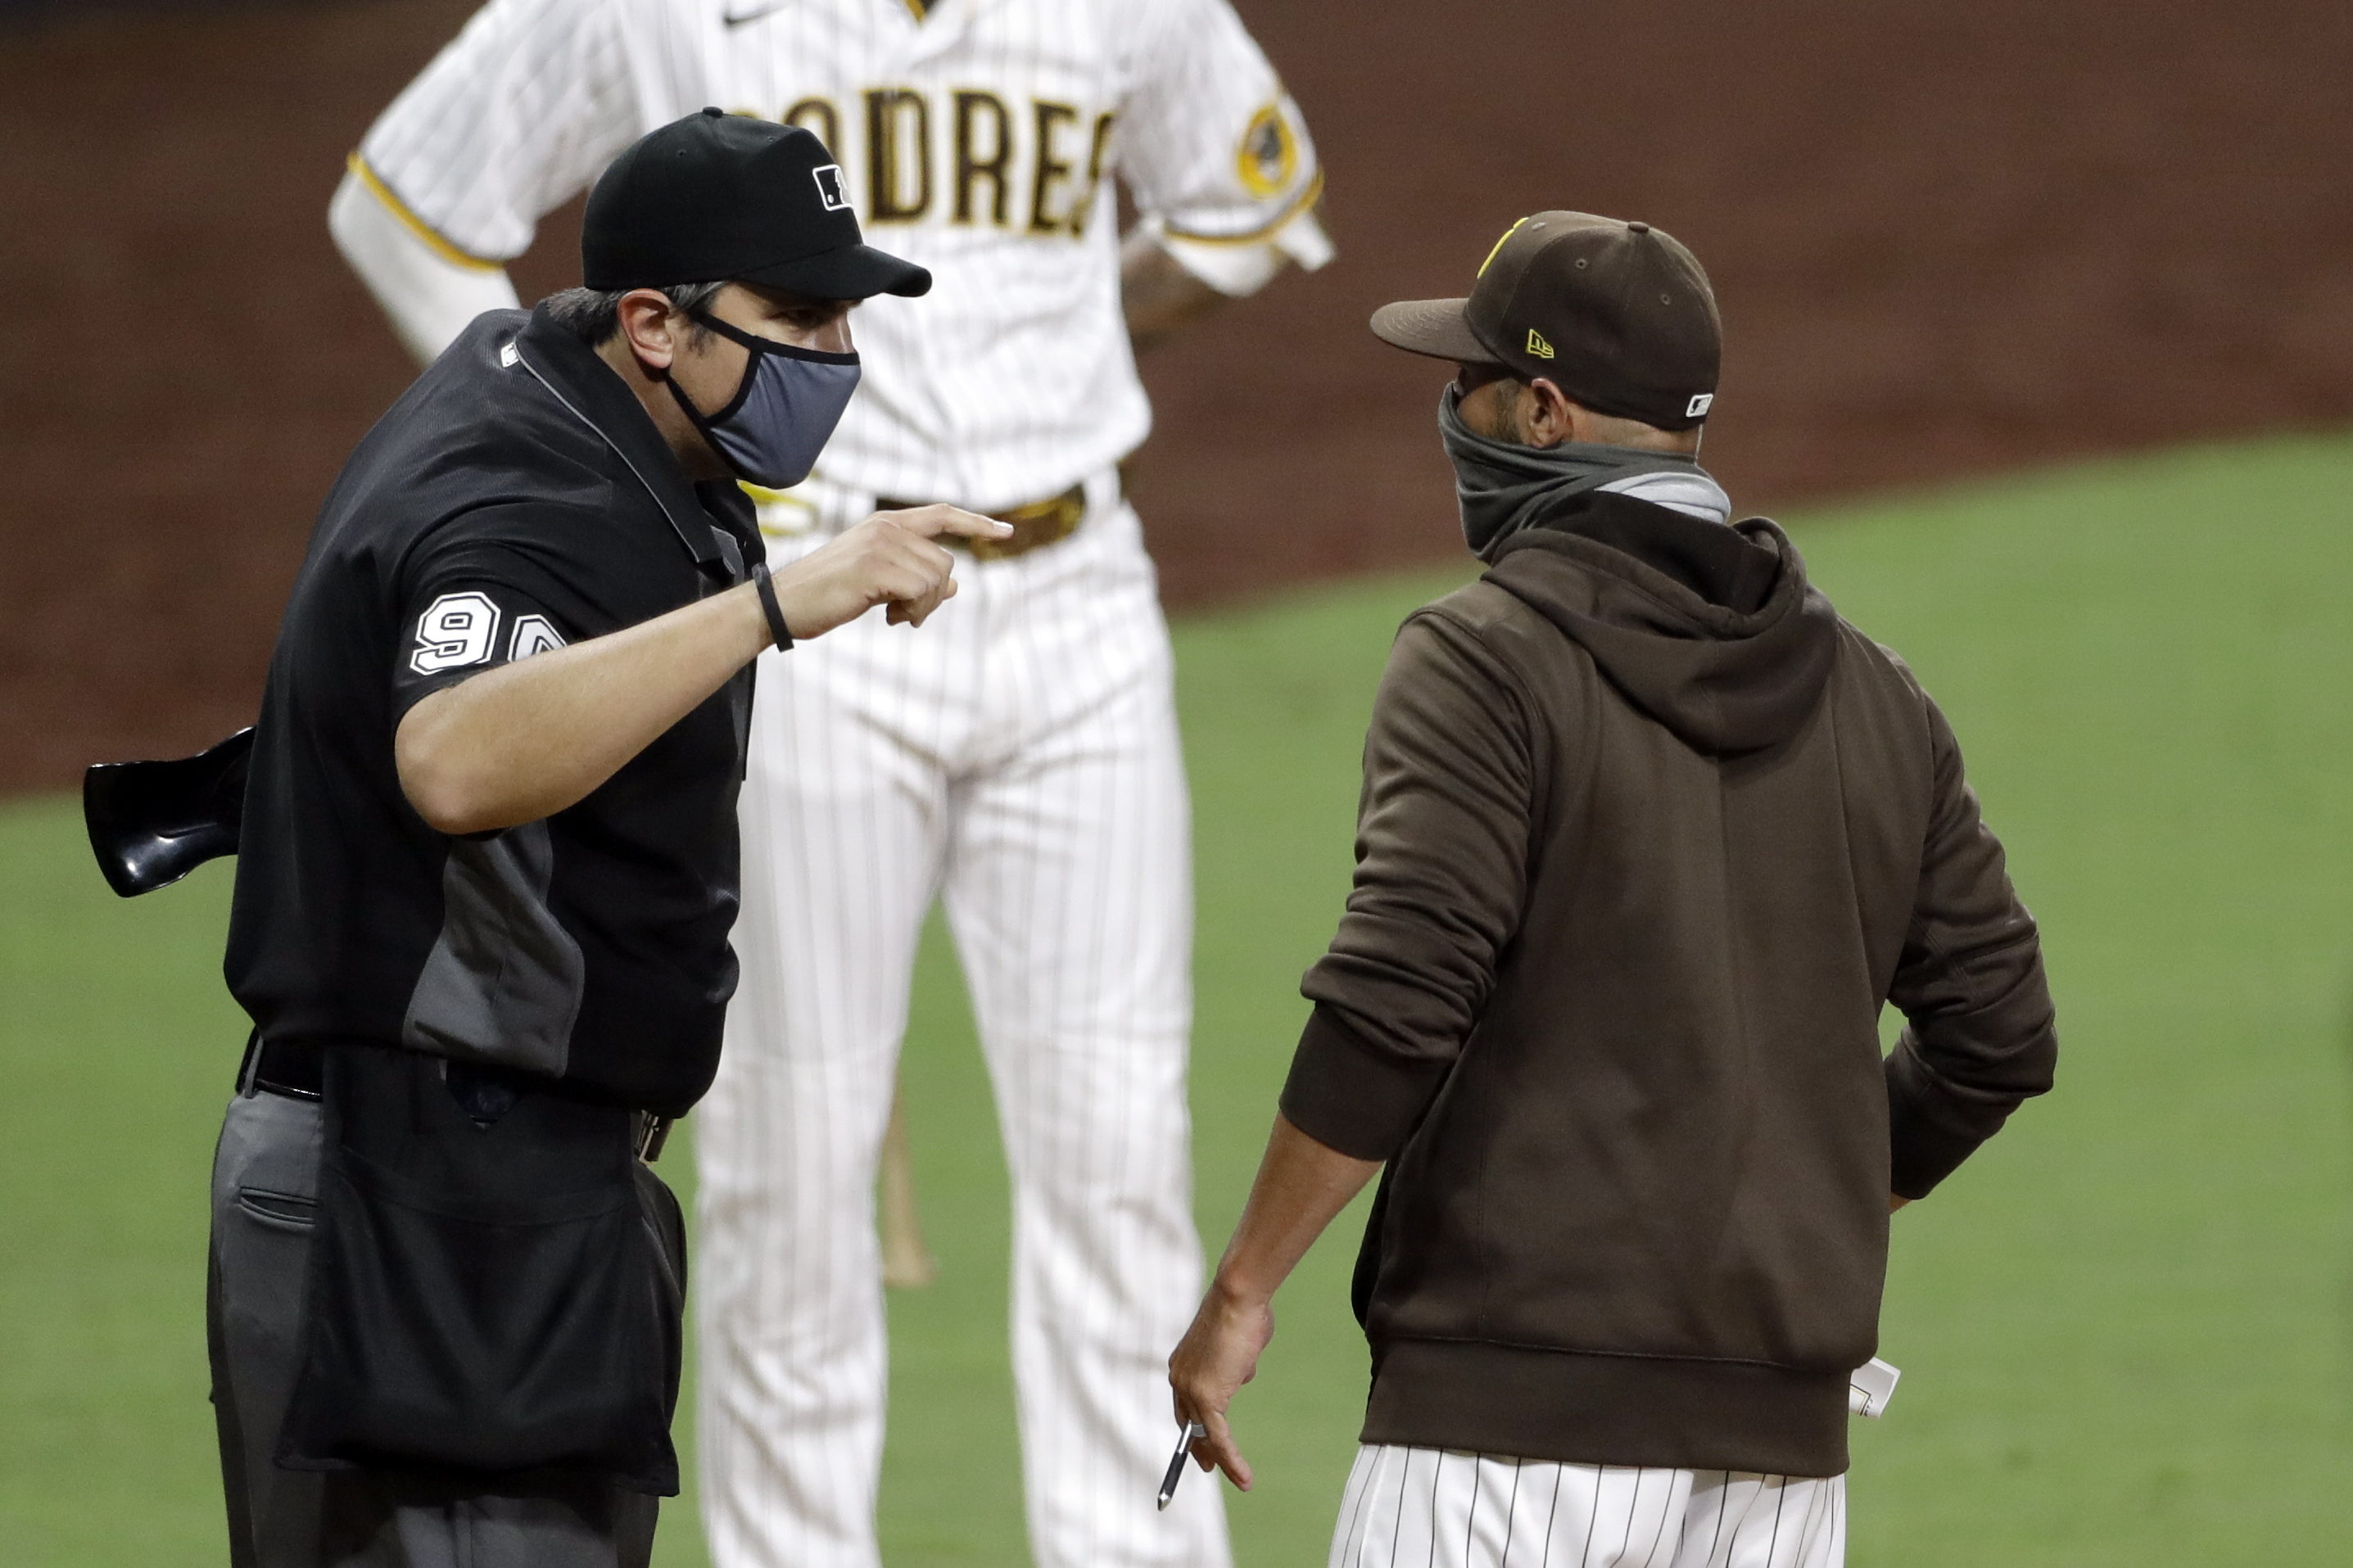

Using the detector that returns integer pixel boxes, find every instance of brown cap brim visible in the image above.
[1369,298,1498,364]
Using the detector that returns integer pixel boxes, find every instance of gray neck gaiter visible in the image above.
[1438,384,1709,560]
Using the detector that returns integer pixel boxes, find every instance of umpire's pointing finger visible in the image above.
[879,503,1013,542]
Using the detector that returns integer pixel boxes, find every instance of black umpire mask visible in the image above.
[666,309,862,490]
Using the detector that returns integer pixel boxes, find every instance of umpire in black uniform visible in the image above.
[208,110,1008,1567]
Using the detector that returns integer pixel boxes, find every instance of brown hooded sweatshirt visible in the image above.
[1279,489,2057,1479]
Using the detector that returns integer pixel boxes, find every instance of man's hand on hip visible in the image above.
[769,505,1009,637]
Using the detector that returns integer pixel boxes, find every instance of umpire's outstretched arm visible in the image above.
[396,283,1009,836]
[397,500,999,835]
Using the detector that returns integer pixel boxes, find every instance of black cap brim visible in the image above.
[1369,298,1497,364]
[740,242,932,300]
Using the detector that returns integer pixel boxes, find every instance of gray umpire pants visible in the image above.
[206,1083,662,1568]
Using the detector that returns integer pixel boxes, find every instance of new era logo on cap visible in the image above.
[812,164,850,212]
[1686,393,1714,418]
[1527,328,1555,359]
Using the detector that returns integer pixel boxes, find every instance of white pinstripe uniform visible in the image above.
[1328,1450,1845,1568]
[1314,1361,1893,1565]
[333,4,1330,1567]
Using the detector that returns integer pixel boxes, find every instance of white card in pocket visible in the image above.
[1848,1357,1900,1418]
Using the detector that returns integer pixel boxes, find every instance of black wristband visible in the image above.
[751,563,794,652]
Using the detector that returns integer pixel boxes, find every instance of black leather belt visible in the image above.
[239,1033,322,1100]
[236,1035,673,1162]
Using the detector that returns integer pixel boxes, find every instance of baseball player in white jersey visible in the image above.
[330,4,1330,1566]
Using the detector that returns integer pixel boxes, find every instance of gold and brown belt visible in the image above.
[876,481,1088,562]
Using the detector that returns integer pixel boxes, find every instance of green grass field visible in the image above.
[5,432,2351,1565]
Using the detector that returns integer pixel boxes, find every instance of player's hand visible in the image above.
[766,507,1009,637]
[1167,1278,1274,1493]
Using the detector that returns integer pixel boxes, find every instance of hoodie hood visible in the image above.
[1483,490,1838,757]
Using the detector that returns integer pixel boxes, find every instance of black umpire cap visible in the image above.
[583,107,931,300]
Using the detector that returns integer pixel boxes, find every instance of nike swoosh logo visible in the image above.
[722,1,786,25]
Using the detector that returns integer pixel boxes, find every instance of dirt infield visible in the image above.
[2,0,2348,792]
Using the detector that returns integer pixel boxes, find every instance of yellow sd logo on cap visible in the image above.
[1479,217,1532,277]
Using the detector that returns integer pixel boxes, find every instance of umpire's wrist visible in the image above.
[749,563,794,652]
[721,578,782,665]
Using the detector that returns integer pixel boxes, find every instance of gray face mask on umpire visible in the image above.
[665,309,861,490]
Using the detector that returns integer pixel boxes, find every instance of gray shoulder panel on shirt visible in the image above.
[400,822,583,1078]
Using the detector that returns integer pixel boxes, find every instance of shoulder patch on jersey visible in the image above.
[1236,102,1298,200]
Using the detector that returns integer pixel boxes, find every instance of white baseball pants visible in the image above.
[696,498,1228,1568]
[1329,1446,1845,1568]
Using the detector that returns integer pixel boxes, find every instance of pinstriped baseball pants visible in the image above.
[1328,1447,1845,1568]
[696,501,1228,1568]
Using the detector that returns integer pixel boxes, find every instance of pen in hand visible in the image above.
[1156,1421,1207,1511]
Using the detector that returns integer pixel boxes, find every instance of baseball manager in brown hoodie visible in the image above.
[1166,214,2057,1567]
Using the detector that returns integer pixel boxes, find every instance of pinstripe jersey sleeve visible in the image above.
[1115,0,1325,252]
[355,0,675,263]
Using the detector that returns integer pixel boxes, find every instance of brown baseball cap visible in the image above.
[1371,210,1722,431]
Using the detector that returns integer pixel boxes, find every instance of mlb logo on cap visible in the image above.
[812,164,849,213]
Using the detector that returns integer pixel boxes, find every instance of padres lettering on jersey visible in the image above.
[355,0,1328,513]
[765,88,1118,237]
